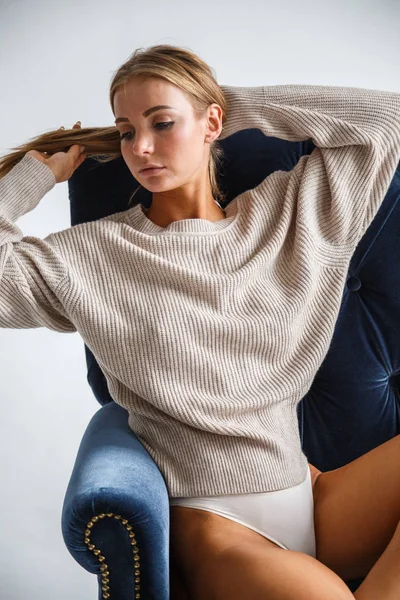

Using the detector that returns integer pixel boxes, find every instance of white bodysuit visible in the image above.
[170,465,316,557]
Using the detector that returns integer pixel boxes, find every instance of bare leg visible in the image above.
[170,570,190,600]
[206,542,355,600]
[170,552,190,600]
[354,520,400,599]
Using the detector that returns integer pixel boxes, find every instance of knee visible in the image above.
[292,552,355,600]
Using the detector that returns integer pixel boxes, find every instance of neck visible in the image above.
[144,199,226,228]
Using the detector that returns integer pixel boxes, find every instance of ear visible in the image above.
[204,103,223,143]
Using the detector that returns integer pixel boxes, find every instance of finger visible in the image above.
[68,143,85,156]
[74,151,87,171]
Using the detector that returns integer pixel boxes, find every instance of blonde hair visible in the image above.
[0,44,228,208]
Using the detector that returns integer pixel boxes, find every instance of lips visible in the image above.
[140,167,165,176]
[140,165,164,172]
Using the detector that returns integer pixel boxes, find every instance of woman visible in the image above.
[2,44,400,599]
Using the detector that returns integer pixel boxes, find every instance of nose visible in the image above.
[129,132,154,157]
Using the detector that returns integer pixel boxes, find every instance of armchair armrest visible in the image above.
[61,401,171,600]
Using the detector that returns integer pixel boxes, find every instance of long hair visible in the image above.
[0,44,228,208]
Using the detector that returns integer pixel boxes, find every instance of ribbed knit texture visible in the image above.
[1,85,400,497]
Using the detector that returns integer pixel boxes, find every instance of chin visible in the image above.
[142,181,171,192]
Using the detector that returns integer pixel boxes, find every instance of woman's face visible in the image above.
[113,77,222,195]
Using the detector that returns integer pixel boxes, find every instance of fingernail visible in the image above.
[80,145,85,152]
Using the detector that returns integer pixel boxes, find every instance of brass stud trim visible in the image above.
[83,513,141,599]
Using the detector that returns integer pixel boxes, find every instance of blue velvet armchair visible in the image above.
[62,127,400,599]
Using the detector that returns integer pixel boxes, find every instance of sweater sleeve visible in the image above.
[219,84,400,254]
[0,153,77,331]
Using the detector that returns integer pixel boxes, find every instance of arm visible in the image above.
[0,154,76,331]
[219,84,400,251]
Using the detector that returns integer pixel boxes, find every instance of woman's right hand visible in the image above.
[26,120,86,184]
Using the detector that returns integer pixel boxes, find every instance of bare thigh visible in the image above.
[313,433,400,581]
[170,506,353,600]
[210,538,354,600]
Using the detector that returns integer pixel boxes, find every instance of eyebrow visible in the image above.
[114,105,175,124]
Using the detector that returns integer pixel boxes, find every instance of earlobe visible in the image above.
[205,132,220,144]
[204,120,222,144]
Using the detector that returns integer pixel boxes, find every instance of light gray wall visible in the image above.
[0,0,399,598]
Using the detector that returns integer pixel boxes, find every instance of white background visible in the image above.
[0,0,399,598]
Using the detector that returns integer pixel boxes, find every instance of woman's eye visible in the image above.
[119,131,133,141]
[119,121,174,141]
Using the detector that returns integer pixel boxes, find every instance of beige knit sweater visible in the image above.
[1,83,400,497]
